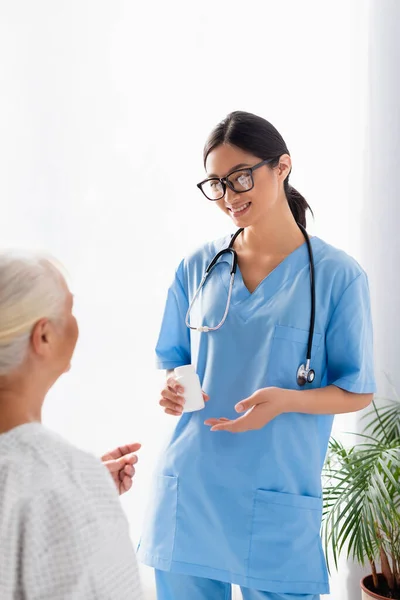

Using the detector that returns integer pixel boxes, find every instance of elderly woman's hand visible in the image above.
[101,443,141,495]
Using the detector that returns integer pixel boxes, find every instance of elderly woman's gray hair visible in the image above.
[0,252,67,376]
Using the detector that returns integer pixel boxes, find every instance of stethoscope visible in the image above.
[185,224,316,387]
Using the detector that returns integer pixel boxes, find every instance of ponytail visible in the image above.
[285,182,313,228]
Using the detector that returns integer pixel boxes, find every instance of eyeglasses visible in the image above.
[196,159,274,201]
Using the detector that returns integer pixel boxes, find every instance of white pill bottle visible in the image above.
[174,365,205,413]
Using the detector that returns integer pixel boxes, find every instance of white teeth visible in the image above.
[231,202,250,214]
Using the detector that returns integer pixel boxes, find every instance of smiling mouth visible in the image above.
[227,202,251,215]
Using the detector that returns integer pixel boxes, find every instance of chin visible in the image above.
[231,214,253,227]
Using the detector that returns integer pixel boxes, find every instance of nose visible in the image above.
[223,184,240,205]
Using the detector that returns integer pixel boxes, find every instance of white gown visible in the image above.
[0,423,142,600]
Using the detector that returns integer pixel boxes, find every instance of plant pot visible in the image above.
[361,574,396,599]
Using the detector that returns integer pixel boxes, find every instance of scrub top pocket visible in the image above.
[267,325,322,389]
[248,489,328,586]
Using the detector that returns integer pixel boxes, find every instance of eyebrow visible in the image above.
[207,163,251,178]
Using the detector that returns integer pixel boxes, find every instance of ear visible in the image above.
[31,318,53,357]
[277,153,292,182]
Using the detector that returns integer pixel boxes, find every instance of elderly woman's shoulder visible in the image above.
[0,423,117,507]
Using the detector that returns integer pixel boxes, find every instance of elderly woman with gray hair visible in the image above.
[0,252,142,599]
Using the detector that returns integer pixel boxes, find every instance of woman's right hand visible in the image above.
[159,376,209,416]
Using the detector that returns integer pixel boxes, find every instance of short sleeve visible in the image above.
[326,271,376,393]
[155,260,191,370]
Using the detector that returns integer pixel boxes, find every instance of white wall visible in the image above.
[362,0,400,397]
[0,1,370,598]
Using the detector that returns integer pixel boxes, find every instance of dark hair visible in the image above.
[203,111,313,227]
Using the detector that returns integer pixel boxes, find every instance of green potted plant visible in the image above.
[323,397,400,599]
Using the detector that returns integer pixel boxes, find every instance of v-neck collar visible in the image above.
[215,236,323,320]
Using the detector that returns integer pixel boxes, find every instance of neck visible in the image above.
[240,205,305,255]
[0,379,45,435]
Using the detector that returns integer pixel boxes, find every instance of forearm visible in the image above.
[281,385,373,415]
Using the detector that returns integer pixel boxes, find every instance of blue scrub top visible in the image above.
[137,235,376,595]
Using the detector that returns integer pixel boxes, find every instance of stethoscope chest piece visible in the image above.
[296,363,316,387]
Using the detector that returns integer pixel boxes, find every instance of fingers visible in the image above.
[101,443,141,461]
[120,464,135,481]
[123,454,138,466]
[234,389,270,413]
[125,464,135,477]
[120,475,133,495]
[164,407,183,416]
[166,376,184,396]
[160,390,209,414]
[161,388,183,403]
[104,453,138,473]
[121,443,141,454]
[159,397,185,415]
[117,453,138,467]
[235,399,254,413]
[204,417,229,426]
[117,463,136,495]
[210,417,247,433]
[204,414,256,433]
[161,378,209,416]
[160,377,185,416]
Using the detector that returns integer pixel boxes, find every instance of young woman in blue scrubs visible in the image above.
[137,111,376,600]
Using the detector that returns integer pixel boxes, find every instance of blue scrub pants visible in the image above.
[155,570,320,600]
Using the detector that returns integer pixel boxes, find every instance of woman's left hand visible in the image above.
[204,388,285,433]
[101,443,141,495]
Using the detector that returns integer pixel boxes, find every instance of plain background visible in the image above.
[0,1,370,597]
